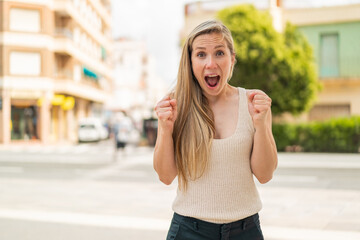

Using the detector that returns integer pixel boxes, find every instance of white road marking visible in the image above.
[0,209,359,240]
[0,167,24,173]
[278,160,360,169]
[271,175,318,183]
[262,225,360,240]
[74,145,91,154]
[0,209,169,231]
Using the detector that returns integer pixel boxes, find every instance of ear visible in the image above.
[231,53,236,66]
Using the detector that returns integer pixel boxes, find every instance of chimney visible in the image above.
[269,0,283,32]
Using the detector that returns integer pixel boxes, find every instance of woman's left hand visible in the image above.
[247,89,277,184]
[247,90,272,129]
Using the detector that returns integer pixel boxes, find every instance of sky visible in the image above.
[111,0,192,87]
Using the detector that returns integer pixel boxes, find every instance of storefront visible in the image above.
[1,90,101,144]
[11,100,39,141]
[48,94,75,142]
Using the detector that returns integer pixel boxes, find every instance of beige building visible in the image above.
[181,0,360,121]
[0,0,113,144]
[108,38,167,126]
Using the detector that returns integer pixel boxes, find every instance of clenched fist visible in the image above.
[154,95,177,134]
[247,90,272,129]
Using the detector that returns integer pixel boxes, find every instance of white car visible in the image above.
[78,118,108,142]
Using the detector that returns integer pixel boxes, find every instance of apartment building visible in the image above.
[181,0,360,121]
[285,4,360,120]
[0,0,113,144]
[109,38,167,127]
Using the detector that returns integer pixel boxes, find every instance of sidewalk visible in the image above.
[258,186,360,240]
[263,153,360,240]
[278,152,360,169]
[263,225,360,240]
[1,146,359,240]
[0,139,75,147]
[0,141,154,165]
[1,144,359,169]
[0,207,359,240]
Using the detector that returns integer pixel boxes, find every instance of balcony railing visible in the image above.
[185,0,360,15]
[284,0,360,9]
[54,69,73,79]
[54,28,73,40]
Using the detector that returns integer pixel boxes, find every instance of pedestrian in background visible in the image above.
[153,20,278,240]
[113,113,132,159]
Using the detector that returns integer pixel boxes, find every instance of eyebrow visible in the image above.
[194,44,226,50]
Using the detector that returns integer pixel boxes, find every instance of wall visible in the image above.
[298,21,360,78]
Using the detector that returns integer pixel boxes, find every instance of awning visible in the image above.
[51,94,65,106]
[37,95,75,110]
[83,67,98,80]
[61,96,75,110]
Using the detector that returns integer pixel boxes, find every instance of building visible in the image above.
[108,38,167,130]
[181,0,360,121]
[0,0,113,144]
[284,3,360,120]
[182,0,273,40]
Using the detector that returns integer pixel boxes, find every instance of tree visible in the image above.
[217,5,319,115]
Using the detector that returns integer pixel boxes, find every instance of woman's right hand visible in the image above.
[153,96,178,185]
[155,95,177,134]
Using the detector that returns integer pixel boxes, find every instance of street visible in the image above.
[0,140,360,240]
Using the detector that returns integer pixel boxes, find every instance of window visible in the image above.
[10,52,41,75]
[73,28,80,44]
[74,65,81,82]
[309,104,350,121]
[320,33,339,78]
[73,0,80,8]
[10,8,40,32]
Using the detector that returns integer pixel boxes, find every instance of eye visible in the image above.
[216,50,225,56]
[196,52,205,58]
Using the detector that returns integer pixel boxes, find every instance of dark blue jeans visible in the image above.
[166,212,264,240]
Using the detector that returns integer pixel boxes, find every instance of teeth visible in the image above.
[207,75,218,77]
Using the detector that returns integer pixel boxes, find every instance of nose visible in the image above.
[205,56,217,69]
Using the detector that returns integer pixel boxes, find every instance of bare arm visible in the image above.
[153,96,178,185]
[247,90,278,184]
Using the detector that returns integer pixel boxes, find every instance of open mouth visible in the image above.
[205,75,220,88]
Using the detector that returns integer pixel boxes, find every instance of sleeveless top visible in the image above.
[172,87,262,224]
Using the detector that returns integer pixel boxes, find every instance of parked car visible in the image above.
[78,118,108,142]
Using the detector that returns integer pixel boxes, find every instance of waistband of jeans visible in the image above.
[173,212,258,228]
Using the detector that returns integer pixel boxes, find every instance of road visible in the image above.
[0,140,359,240]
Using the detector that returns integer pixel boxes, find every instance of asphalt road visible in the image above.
[0,140,359,240]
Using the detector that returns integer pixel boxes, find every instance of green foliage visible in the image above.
[217,5,320,115]
[272,123,297,151]
[273,117,360,153]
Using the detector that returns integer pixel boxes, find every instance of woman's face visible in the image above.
[191,32,235,98]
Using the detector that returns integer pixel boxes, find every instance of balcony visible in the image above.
[54,28,73,40]
[53,37,112,81]
[53,0,112,50]
[54,69,73,80]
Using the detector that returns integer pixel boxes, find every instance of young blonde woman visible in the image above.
[154,20,278,240]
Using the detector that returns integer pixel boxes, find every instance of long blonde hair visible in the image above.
[173,20,236,190]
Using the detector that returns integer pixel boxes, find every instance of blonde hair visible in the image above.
[173,20,236,190]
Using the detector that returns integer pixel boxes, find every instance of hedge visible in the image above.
[272,116,360,153]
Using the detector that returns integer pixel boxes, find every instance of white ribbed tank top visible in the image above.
[172,87,262,224]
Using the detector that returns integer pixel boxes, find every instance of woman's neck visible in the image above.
[206,84,236,106]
